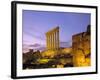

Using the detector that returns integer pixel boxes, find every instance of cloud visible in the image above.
[29,43,41,47]
[23,43,46,53]
[60,41,72,47]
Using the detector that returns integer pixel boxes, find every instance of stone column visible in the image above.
[48,34,50,50]
[50,34,52,49]
[51,33,53,49]
[46,34,48,49]
[45,26,59,50]
[53,33,54,49]
[50,34,52,50]
[49,34,50,49]
[47,35,49,49]
[52,32,54,49]
[47,34,48,49]
[55,31,57,50]
[57,30,59,49]
[57,31,58,49]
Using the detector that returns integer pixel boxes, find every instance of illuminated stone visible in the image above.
[46,27,59,50]
[72,25,91,67]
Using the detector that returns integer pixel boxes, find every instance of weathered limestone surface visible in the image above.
[72,25,91,67]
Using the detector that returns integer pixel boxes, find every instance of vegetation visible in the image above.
[23,49,73,69]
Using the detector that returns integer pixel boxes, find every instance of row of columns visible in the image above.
[46,27,59,50]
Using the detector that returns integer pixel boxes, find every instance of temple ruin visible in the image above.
[46,27,59,50]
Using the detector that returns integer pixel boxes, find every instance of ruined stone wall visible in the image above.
[72,25,91,67]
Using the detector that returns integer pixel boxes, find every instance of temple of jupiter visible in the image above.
[46,27,59,50]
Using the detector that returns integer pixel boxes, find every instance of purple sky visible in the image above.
[22,10,90,48]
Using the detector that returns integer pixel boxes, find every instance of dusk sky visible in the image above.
[22,10,90,50]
